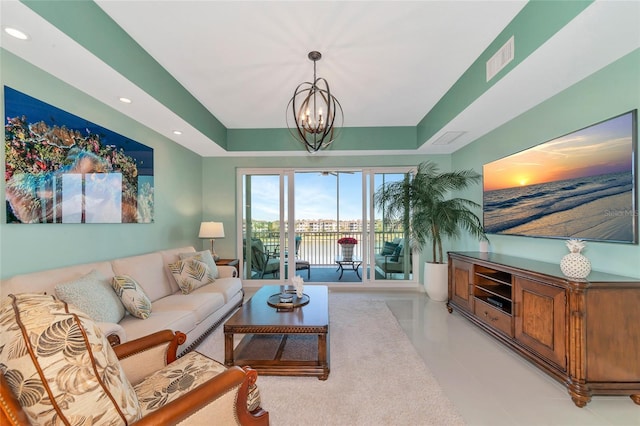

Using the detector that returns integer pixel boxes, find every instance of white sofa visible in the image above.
[0,246,243,355]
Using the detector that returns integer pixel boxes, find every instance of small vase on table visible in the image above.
[292,275,304,298]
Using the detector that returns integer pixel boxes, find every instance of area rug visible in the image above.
[196,294,465,425]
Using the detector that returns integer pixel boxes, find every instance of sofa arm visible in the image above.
[132,366,268,426]
[218,265,238,278]
[97,321,126,346]
[114,330,185,386]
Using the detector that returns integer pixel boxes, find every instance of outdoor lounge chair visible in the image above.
[375,238,412,278]
[247,238,280,278]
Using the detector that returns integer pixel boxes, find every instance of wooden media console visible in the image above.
[447,251,640,407]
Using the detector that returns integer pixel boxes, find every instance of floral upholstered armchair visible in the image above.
[0,294,269,425]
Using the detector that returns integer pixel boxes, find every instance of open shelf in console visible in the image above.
[474,265,513,315]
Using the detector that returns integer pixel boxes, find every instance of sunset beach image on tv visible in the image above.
[483,110,637,244]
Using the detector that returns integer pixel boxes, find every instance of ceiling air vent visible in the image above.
[432,131,466,145]
[486,36,514,82]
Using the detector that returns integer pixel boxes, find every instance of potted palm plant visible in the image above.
[374,161,487,301]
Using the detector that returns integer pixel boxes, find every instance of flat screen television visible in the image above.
[483,110,637,244]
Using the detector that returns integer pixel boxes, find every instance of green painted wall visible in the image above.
[227,126,417,151]
[0,50,204,279]
[452,49,640,278]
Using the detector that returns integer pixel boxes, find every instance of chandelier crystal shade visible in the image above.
[287,51,343,153]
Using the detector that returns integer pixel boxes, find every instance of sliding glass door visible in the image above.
[239,167,415,285]
[370,170,413,281]
[242,172,288,280]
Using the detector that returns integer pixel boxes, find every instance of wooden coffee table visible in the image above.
[224,285,330,380]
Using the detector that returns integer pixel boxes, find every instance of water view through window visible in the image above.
[241,169,414,284]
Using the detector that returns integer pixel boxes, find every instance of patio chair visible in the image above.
[375,238,412,278]
[293,236,310,279]
[278,236,311,279]
[248,238,280,278]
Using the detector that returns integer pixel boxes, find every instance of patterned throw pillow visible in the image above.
[0,293,142,424]
[112,275,152,319]
[168,258,214,294]
[179,250,219,279]
[55,269,125,323]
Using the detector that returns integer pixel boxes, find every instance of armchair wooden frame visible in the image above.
[0,330,269,426]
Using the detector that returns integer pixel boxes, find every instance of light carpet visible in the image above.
[196,293,465,425]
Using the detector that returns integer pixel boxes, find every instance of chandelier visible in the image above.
[287,51,343,153]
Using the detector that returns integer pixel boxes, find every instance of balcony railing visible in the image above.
[246,231,407,265]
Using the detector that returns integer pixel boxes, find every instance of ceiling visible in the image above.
[1,1,639,157]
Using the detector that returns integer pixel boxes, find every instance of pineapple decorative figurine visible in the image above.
[560,239,591,279]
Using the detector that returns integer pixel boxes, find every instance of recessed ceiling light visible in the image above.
[119,97,132,104]
[173,130,183,135]
[4,27,30,41]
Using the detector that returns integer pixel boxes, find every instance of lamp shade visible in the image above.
[199,222,225,239]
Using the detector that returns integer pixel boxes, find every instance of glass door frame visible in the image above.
[238,168,295,284]
[365,167,417,286]
[237,167,419,289]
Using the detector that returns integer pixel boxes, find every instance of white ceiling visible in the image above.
[1,1,639,157]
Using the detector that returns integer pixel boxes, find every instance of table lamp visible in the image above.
[199,221,225,260]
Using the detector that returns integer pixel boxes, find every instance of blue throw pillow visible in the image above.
[381,242,399,256]
[391,245,403,262]
[55,270,125,323]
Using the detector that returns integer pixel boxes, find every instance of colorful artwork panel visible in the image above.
[4,86,154,223]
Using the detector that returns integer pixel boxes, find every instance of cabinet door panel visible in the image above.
[451,260,473,311]
[514,277,566,369]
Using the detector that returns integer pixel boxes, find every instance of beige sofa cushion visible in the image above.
[197,277,243,304]
[112,252,173,302]
[153,291,225,324]
[118,308,197,342]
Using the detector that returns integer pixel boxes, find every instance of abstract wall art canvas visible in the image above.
[483,110,637,244]
[4,86,154,224]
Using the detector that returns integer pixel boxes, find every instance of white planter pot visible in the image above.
[424,262,449,302]
[341,244,355,261]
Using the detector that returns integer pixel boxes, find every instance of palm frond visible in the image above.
[374,161,487,263]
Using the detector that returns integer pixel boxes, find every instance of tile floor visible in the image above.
[341,290,639,426]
